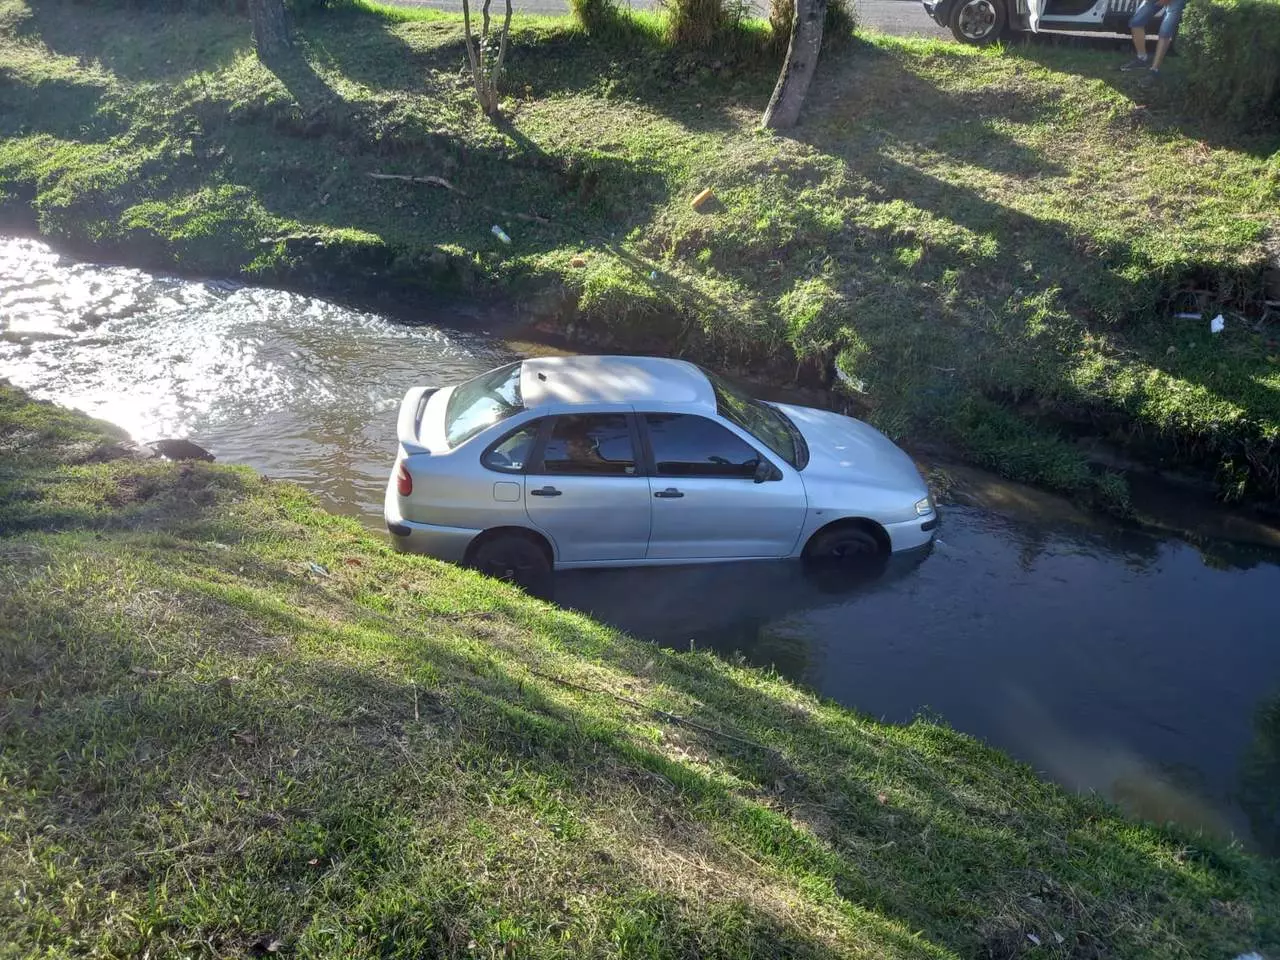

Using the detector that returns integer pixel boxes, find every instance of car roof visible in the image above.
[519,356,716,412]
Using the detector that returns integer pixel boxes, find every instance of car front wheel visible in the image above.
[804,525,886,562]
[469,533,552,597]
[949,0,1006,44]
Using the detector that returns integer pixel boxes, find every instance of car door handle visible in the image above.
[653,488,684,499]
[530,486,562,497]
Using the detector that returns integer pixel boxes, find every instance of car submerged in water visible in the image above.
[385,356,936,591]
[926,0,1153,44]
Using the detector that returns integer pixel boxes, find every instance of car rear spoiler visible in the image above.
[396,386,437,454]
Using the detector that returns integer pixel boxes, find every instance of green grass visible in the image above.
[2,382,1278,958]
[0,0,1278,507]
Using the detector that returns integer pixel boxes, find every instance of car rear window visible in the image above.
[444,362,524,449]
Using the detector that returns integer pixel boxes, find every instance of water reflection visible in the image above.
[0,237,514,515]
[557,550,927,682]
[560,506,1280,854]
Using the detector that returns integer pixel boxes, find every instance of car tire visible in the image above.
[469,533,553,597]
[804,525,887,562]
[948,0,1006,44]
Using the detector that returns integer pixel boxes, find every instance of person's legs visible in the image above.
[1121,0,1160,68]
[1131,23,1148,56]
[1148,0,1186,71]
[1150,35,1172,69]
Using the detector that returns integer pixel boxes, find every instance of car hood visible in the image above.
[773,402,925,491]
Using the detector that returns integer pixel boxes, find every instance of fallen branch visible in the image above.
[528,669,781,757]
[367,172,459,190]
[367,171,550,224]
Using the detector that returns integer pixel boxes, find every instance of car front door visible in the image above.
[640,413,807,560]
[523,412,652,563]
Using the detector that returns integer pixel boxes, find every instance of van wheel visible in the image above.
[469,533,552,597]
[949,0,1006,44]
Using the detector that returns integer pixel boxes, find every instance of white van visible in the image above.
[922,0,1164,44]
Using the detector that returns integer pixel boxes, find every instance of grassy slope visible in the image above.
[1,383,1278,958]
[0,0,1278,507]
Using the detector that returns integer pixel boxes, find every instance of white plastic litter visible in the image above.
[1026,933,1041,946]
[1231,954,1264,960]
[1210,314,1226,334]
[1175,311,1200,320]
[490,225,512,245]
[835,366,867,394]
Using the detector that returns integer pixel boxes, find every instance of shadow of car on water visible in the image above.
[554,544,934,683]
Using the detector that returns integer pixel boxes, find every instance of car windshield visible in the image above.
[702,369,804,469]
[444,362,524,448]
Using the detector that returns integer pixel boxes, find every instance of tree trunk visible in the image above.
[249,0,290,58]
[489,0,513,102]
[461,0,510,116]
[762,0,827,130]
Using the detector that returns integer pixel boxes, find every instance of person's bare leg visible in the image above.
[1131,26,1148,56]
[1151,35,1172,69]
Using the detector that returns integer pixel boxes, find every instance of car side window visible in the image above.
[644,414,762,479]
[538,414,637,477]
[481,420,541,473]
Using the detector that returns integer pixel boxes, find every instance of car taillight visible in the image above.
[396,462,413,497]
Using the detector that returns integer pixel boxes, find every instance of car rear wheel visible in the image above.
[469,533,552,597]
[949,0,1006,44]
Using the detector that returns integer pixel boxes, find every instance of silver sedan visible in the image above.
[385,356,937,589]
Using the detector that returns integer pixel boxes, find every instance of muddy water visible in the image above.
[3,236,1278,855]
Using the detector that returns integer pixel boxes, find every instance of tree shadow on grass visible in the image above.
[260,41,343,116]
[299,7,471,95]
[302,6,777,134]
[0,69,124,141]
[502,23,782,134]
[18,0,248,82]
[1001,30,1280,157]
[0,541,929,957]
[801,38,1077,178]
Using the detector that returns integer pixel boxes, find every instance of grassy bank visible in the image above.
[2,382,1278,957]
[1,0,1278,508]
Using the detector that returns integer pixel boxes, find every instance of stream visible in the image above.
[3,236,1278,856]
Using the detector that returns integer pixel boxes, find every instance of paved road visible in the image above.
[387,0,951,38]
[853,0,949,37]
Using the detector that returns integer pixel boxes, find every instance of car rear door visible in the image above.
[640,413,807,560]
[523,412,652,563]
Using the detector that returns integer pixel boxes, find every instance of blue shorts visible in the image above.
[1130,0,1186,39]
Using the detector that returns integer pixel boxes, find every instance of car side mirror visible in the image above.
[753,459,777,483]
